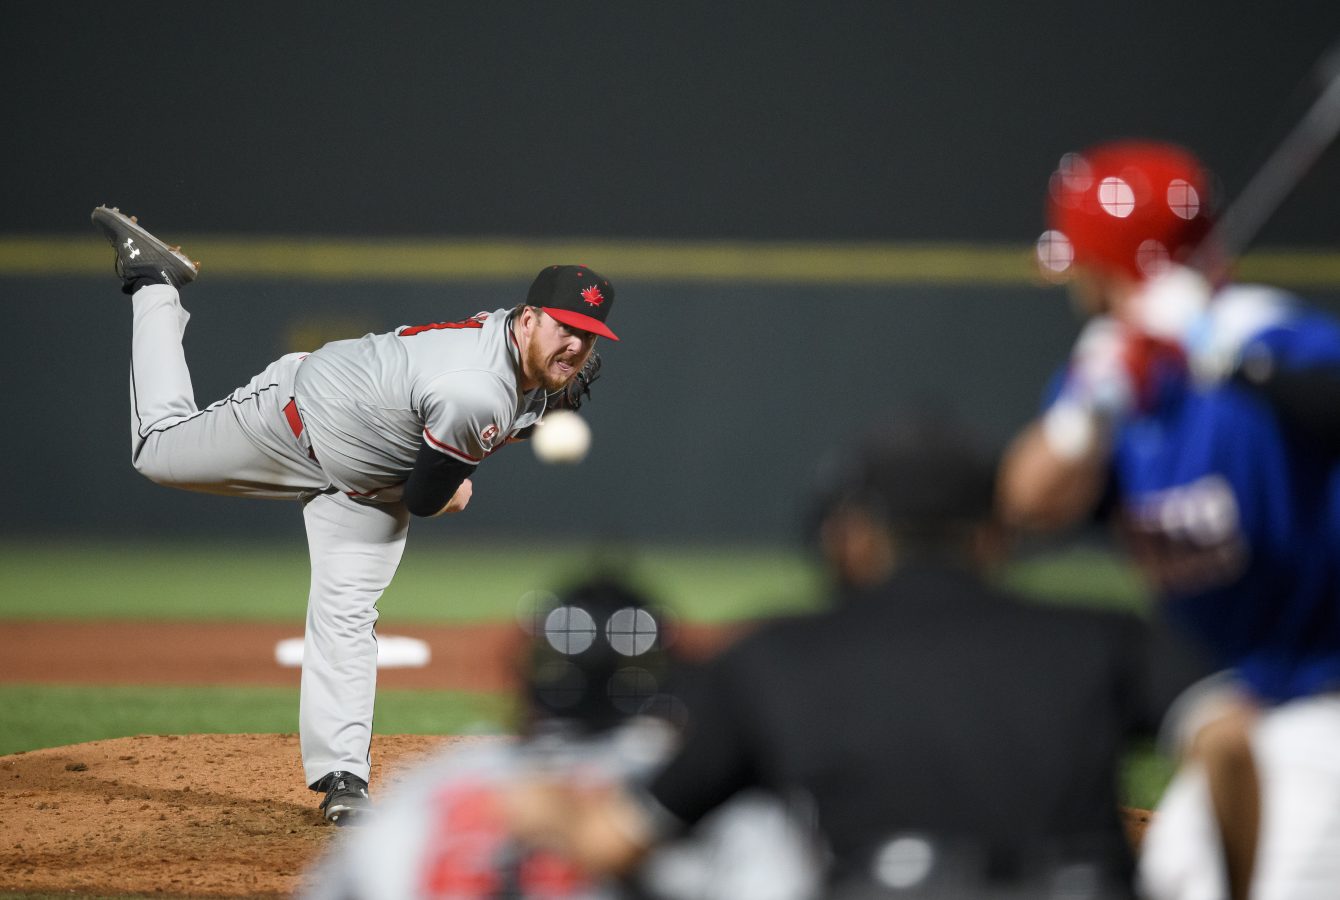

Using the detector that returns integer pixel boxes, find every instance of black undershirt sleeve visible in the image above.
[1120,614,1216,736]
[403,441,476,518]
[1236,364,1340,458]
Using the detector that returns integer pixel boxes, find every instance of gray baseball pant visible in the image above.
[129,284,408,787]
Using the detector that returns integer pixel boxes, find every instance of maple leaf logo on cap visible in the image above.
[580,285,605,307]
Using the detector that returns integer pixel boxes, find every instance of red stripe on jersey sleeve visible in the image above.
[399,315,488,337]
[424,428,482,463]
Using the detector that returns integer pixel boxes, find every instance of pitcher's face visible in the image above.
[519,307,596,392]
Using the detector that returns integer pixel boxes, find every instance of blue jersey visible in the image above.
[1104,288,1340,702]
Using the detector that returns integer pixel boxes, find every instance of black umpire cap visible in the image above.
[806,418,998,543]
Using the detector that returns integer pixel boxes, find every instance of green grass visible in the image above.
[0,539,1145,625]
[0,539,824,624]
[1123,739,1177,811]
[1001,545,1151,614]
[0,684,513,757]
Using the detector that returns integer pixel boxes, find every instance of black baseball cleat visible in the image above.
[90,205,200,295]
[314,771,372,826]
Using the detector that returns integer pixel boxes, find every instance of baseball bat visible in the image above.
[1189,37,1340,272]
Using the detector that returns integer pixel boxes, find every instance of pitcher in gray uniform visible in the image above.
[91,206,618,825]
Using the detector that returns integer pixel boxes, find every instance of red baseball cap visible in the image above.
[527,265,619,341]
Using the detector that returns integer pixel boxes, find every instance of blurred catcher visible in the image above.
[91,205,615,825]
[300,575,789,900]
[999,140,1340,899]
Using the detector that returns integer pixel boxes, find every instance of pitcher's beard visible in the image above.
[526,343,583,393]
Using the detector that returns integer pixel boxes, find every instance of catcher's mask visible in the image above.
[1037,140,1217,283]
[518,576,676,735]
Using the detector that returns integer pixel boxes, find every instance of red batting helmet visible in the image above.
[1036,140,1217,282]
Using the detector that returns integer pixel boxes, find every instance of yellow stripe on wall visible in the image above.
[3,236,1339,289]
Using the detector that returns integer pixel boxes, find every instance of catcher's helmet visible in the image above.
[1037,140,1216,282]
[519,576,677,735]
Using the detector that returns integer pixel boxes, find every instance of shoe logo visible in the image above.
[123,237,141,260]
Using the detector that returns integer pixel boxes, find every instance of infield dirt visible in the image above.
[0,732,476,897]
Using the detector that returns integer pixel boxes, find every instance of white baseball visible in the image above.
[532,410,591,464]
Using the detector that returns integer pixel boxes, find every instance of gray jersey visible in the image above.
[294,309,547,497]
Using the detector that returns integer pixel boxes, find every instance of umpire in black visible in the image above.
[503,422,1203,898]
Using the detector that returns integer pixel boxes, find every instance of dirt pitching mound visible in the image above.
[0,732,483,898]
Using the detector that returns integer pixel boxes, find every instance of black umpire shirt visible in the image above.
[646,563,1203,888]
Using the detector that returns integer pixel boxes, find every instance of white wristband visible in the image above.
[1042,401,1100,461]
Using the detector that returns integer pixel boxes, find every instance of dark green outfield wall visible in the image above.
[9,274,1340,542]
[11,275,1071,541]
